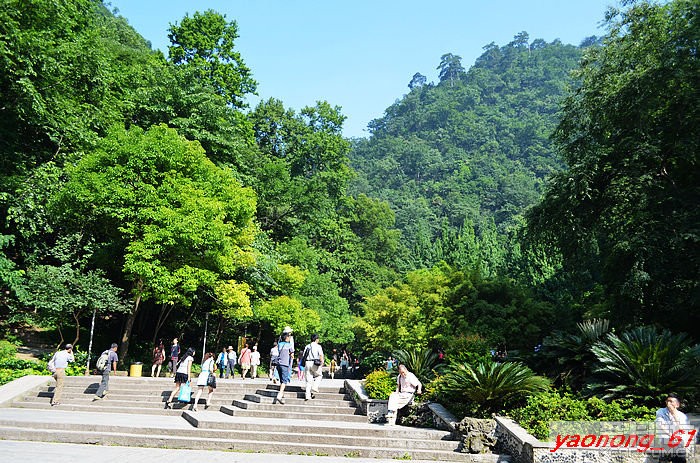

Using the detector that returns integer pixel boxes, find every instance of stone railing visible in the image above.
[494,416,698,463]
[344,379,389,423]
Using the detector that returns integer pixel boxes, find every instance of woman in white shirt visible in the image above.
[165,347,194,409]
[192,352,217,411]
[250,345,261,379]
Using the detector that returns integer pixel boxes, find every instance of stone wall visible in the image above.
[493,416,697,463]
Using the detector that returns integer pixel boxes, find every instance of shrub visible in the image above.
[439,360,550,416]
[588,326,700,405]
[0,340,17,361]
[361,351,387,373]
[508,391,657,440]
[393,348,442,383]
[363,370,395,400]
[443,334,491,366]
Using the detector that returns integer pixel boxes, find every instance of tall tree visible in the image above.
[56,125,258,361]
[526,0,700,337]
[437,53,465,86]
[167,9,256,108]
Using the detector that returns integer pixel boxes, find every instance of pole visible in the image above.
[202,312,209,362]
[85,308,96,375]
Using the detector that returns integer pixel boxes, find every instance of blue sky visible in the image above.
[109,0,616,138]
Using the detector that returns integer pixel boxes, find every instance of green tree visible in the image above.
[437,53,465,86]
[167,9,256,108]
[21,265,129,346]
[56,125,257,361]
[526,0,700,336]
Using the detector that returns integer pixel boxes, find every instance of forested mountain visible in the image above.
[1,0,697,367]
[350,35,590,274]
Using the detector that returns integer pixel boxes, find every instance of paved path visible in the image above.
[0,440,450,462]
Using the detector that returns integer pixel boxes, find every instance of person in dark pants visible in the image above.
[168,338,180,378]
[93,343,118,401]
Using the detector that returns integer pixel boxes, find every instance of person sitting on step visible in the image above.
[385,364,422,425]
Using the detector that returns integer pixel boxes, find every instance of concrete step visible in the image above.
[255,388,350,400]
[12,400,189,415]
[40,386,352,403]
[232,398,359,414]
[243,393,355,407]
[220,404,367,422]
[0,414,460,451]
[0,425,503,461]
[184,410,457,439]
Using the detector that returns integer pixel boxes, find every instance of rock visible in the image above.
[455,417,497,454]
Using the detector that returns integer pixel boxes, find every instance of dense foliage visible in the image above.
[0,0,697,431]
[508,391,656,440]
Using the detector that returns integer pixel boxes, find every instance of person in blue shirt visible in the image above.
[274,331,294,404]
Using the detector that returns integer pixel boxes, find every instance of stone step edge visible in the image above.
[0,426,493,461]
[0,419,460,450]
[23,396,359,412]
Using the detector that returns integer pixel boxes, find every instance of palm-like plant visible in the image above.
[542,318,611,389]
[441,360,550,415]
[393,348,442,383]
[588,326,700,404]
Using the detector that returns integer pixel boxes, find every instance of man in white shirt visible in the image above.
[50,343,74,406]
[226,346,237,379]
[655,394,691,463]
[302,334,324,401]
[386,364,422,425]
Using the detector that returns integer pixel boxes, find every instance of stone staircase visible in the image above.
[0,375,511,462]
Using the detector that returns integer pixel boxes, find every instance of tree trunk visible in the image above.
[71,312,81,347]
[151,302,175,348]
[119,278,143,366]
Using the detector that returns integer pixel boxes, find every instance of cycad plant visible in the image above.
[393,348,442,383]
[588,326,700,405]
[440,360,550,415]
[542,319,611,390]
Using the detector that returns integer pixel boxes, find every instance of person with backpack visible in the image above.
[302,334,324,401]
[48,343,74,406]
[93,343,118,401]
[165,347,194,408]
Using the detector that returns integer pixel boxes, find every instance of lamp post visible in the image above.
[201,312,209,362]
[85,308,96,375]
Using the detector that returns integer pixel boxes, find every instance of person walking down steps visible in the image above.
[93,343,118,401]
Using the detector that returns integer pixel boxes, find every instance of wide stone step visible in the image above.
[0,415,460,451]
[220,404,367,422]
[243,393,354,407]
[232,398,359,414]
[0,426,503,462]
[184,411,458,439]
[12,400,187,415]
[254,388,349,400]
